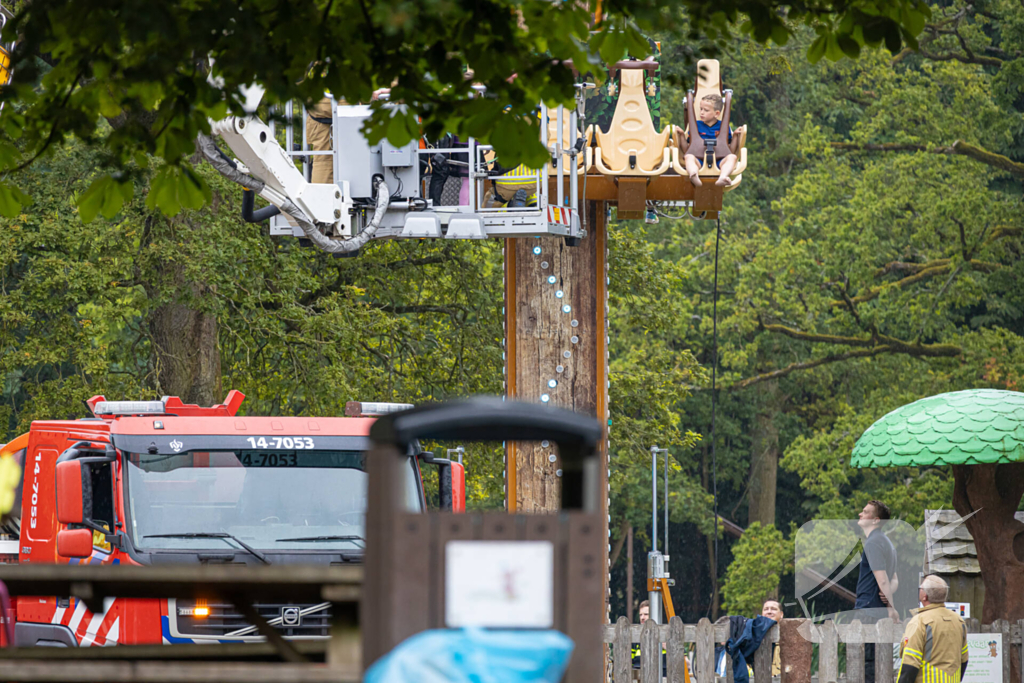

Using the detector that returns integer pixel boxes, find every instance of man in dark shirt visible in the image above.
[856,500,899,683]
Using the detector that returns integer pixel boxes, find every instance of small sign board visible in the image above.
[945,602,970,619]
[445,541,554,628]
[963,633,1001,683]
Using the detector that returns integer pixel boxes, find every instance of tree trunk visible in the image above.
[748,380,780,527]
[148,275,222,406]
[702,447,720,620]
[952,462,1024,682]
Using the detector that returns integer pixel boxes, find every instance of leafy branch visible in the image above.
[830,141,1024,178]
[830,257,1002,307]
[762,323,962,357]
[726,324,962,390]
[892,5,1014,67]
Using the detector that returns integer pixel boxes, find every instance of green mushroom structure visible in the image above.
[851,389,1024,468]
[850,389,1024,627]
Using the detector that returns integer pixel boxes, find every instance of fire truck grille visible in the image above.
[174,600,331,639]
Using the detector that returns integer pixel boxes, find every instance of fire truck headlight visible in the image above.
[177,605,210,618]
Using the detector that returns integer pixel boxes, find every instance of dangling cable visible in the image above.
[710,216,722,613]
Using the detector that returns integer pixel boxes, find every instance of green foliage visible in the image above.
[631,0,1024,617]
[0,0,935,217]
[0,181,31,218]
[720,522,794,615]
[77,175,133,223]
[607,220,710,535]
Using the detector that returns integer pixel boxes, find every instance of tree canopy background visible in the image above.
[0,0,931,219]
[610,0,1024,622]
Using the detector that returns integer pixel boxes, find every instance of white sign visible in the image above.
[963,633,1001,683]
[945,602,970,619]
[445,541,554,628]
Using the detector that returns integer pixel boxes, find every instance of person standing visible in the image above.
[631,600,689,683]
[897,575,968,683]
[856,500,899,683]
[761,599,783,677]
[306,96,334,185]
[631,601,649,669]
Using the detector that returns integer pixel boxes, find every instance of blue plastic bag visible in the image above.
[364,628,575,683]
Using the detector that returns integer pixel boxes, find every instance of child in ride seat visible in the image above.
[683,93,739,187]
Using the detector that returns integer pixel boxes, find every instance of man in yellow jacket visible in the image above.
[897,575,968,683]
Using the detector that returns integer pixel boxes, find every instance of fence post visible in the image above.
[614,616,631,683]
[818,620,838,683]
[1018,619,1023,683]
[752,622,775,683]
[875,618,895,683]
[642,617,661,683]
[997,620,1011,683]
[847,620,864,683]
[780,619,813,683]
[668,617,687,683]
[697,618,715,683]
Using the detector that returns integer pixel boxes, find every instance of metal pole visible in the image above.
[569,108,578,211]
[285,100,294,159]
[648,446,671,625]
[301,105,310,181]
[664,449,669,559]
[330,96,340,196]
[468,137,476,211]
[648,445,661,624]
[539,103,548,212]
[651,446,658,554]
[556,105,564,208]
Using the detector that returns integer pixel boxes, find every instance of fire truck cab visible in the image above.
[2,391,464,647]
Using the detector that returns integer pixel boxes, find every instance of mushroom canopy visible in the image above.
[851,389,1024,468]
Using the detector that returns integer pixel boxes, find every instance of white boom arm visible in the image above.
[209,116,351,235]
[199,74,391,253]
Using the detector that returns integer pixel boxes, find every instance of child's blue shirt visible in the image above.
[696,119,733,143]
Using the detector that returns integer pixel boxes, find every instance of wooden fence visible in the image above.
[605,617,1024,683]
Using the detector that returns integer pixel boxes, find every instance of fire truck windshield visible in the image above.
[123,446,423,554]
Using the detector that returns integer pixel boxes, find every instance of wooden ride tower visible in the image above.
[504,58,747,625]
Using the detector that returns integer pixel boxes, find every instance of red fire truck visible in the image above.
[0,391,464,647]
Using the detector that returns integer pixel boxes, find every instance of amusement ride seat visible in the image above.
[589,68,672,177]
[672,59,748,190]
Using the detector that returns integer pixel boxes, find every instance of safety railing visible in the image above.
[471,143,544,215]
[266,97,578,210]
[268,100,329,183]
